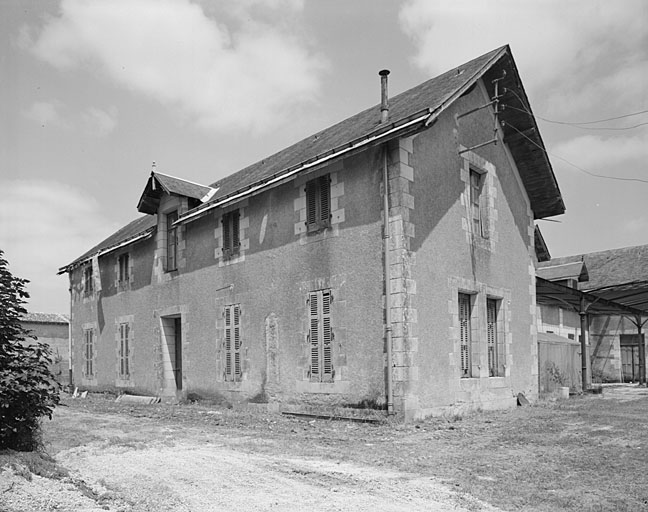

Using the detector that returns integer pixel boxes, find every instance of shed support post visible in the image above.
[637,316,646,386]
[579,297,590,391]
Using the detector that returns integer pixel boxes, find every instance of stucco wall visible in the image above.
[22,321,69,385]
[70,148,387,408]
[405,80,538,418]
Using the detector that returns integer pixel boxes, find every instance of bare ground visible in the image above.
[2,384,648,511]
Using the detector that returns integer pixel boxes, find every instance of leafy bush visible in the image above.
[0,250,60,451]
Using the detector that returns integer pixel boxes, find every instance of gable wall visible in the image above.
[401,79,538,418]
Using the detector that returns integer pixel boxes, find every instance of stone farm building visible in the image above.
[59,46,565,420]
[20,312,70,386]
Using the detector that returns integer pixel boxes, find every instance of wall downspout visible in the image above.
[379,69,394,414]
[68,281,73,391]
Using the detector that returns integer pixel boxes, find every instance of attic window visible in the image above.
[83,265,94,297]
[305,175,331,233]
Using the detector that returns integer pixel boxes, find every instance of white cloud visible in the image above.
[398,0,647,117]
[82,106,118,136]
[0,180,120,313]
[23,101,69,128]
[27,0,326,133]
[551,132,648,176]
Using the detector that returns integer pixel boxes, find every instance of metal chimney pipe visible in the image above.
[379,69,390,124]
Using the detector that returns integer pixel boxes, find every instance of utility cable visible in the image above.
[504,88,648,128]
[503,121,648,184]
[505,105,648,131]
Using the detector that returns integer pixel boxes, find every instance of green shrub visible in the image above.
[0,250,60,451]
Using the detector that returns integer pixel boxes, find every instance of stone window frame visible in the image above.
[115,252,132,292]
[223,303,242,382]
[459,148,498,250]
[166,210,178,272]
[294,164,345,245]
[215,200,249,266]
[307,288,334,383]
[83,264,93,297]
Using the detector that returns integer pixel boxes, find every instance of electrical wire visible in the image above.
[505,105,648,131]
[504,88,648,127]
[503,121,648,184]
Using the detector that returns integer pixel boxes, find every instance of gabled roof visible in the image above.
[60,45,565,274]
[180,44,564,223]
[534,226,551,262]
[537,261,589,282]
[137,171,214,214]
[58,215,156,273]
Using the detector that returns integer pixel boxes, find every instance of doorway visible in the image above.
[160,315,182,394]
[620,334,642,383]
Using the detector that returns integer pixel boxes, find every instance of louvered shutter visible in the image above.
[487,299,497,376]
[222,215,231,257]
[459,294,471,377]
[309,292,319,379]
[233,305,241,378]
[124,324,130,377]
[319,176,330,225]
[306,181,318,228]
[232,212,240,250]
[224,306,232,379]
[322,290,333,380]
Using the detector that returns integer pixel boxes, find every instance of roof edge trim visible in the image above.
[57,226,156,275]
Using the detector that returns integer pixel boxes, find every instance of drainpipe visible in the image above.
[68,283,73,391]
[380,69,394,414]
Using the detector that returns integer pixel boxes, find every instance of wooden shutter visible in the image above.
[319,176,330,225]
[233,305,241,378]
[222,215,231,256]
[167,211,178,270]
[85,329,93,377]
[321,290,333,379]
[487,299,497,377]
[224,306,232,379]
[309,290,333,382]
[469,170,481,236]
[306,180,318,228]
[232,211,240,250]
[459,294,471,377]
[309,292,319,379]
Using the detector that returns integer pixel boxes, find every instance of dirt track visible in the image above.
[2,403,498,512]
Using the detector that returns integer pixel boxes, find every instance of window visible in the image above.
[459,293,472,378]
[166,211,178,271]
[118,253,130,286]
[308,289,333,382]
[83,328,94,378]
[118,323,130,379]
[306,175,330,233]
[487,298,504,377]
[469,169,483,236]
[222,210,240,259]
[83,265,93,297]
[223,304,241,381]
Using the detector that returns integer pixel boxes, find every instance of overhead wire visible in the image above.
[501,87,648,184]
[505,105,648,131]
[502,120,648,184]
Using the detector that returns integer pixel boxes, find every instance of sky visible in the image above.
[1,0,647,313]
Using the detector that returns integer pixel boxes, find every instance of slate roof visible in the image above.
[21,312,69,324]
[536,261,589,282]
[60,45,565,273]
[137,172,213,215]
[543,245,648,291]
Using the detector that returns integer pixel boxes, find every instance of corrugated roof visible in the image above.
[61,45,565,274]
[21,312,69,324]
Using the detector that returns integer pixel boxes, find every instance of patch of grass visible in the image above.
[0,449,69,481]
